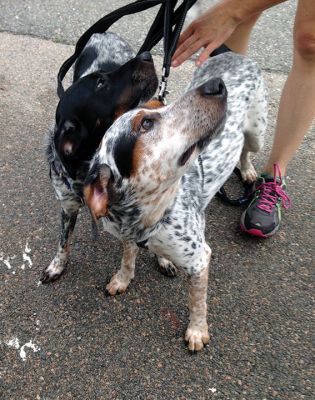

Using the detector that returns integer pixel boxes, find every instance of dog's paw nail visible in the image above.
[185,327,210,352]
[241,166,257,184]
[40,272,53,284]
[40,267,65,284]
[156,258,178,278]
[40,275,48,284]
[188,341,204,352]
[104,285,123,297]
[40,274,55,284]
[105,274,130,296]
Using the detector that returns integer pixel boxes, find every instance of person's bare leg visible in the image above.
[264,0,315,176]
[241,0,315,238]
[224,13,261,54]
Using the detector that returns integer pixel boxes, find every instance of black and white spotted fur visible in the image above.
[42,33,158,283]
[84,52,267,351]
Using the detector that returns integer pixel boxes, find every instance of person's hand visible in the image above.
[172,3,240,67]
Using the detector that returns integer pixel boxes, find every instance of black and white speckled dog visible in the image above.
[42,33,158,283]
[84,52,267,351]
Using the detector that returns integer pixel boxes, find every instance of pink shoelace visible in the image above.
[256,163,292,213]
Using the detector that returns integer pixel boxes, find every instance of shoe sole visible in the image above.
[240,213,279,238]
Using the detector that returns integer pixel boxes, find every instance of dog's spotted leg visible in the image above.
[185,244,211,352]
[41,209,78,283]
[156,256,178,277]
[105,241,139,295]
[240,148,257,183]
[240,84,266,183]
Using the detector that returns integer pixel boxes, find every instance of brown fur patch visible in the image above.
[131,111,145,132]
[131,136,145,176]
[114,106,128,120]
[114,88,135,119]
[144,99,165,109]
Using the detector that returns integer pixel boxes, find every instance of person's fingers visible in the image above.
[173,34,198,60]
[176,25,193,47]
[172,3,239,67]
[196,41,221,66]
[172,38,204,67]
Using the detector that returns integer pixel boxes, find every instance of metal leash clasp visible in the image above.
[158,67,169,105]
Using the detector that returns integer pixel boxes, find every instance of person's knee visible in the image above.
[294,28,315,62]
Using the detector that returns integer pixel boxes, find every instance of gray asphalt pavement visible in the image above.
[0,1,314,399]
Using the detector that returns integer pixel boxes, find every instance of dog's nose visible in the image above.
[138,51,153,62]
[200,78,226,97]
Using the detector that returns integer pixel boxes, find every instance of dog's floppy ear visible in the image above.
[84,164,112,220]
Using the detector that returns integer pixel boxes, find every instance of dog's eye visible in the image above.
[140,118,154,132]
[96,77,107,89]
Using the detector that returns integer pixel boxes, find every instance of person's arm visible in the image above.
[172,0,287,67]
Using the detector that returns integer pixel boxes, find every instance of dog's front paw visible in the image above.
[41,256,67,284]
[185,324,210,352]
[105,272,132,296]
[156,256,178,277]
[241,164,257,183]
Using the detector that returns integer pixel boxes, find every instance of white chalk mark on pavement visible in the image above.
[0,240,33,274]
[6,337,20,349]
[5,337,40,361]
[19,340,40,361]
[0,252,15,270]
[23,252,33,267]
[23,242,33,267]
[25,242,31,253]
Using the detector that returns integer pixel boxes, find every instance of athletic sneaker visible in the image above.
[240,163,291,238]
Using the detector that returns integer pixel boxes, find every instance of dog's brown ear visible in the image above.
[143,98,165,109]
[84,164,112,221]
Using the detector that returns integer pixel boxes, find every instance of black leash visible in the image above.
[158,0,196,102]
[57,0,197,101]
[216,167,253,206]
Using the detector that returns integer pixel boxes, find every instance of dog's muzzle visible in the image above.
[198,78,227,98]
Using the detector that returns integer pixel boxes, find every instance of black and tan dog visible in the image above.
[42,33,158,283]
